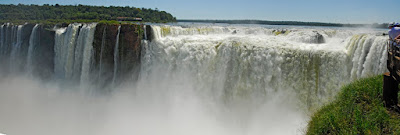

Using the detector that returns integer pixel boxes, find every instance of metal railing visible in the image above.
[387,39,400,81]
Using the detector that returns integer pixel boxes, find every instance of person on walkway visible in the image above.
[390,23,400,45]
[387,22,400,113]
[389,23,400,38]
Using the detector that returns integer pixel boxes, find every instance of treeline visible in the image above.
[179,19,387,28]
[0,4,176,23]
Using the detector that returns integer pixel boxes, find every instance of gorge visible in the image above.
[0,22,388,135]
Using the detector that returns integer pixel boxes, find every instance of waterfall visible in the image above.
[0,23,388,97]
[3,23,14,56]
[0,24,4,56]
[54,23,97,82]
[4,24,15,56]
[98,27,107,81]
[143,25,387,109]
[72,23,97,83]
[64,24,81,80]
[80,23,97,84]
[143,25,147,40]
[26,24,39,74]
[112,25,121,86]
[9,25,24,72]
[72,24,87,80]
[0,24,7,57]
[0,23,391,135]
[54,27,67,79]
[346,35,387,79]
[54,23,82,79]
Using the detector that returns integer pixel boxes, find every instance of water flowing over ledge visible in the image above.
[144,25,387,108]
[0,23,388,135]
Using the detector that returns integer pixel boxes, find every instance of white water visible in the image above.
[26,24,39,74]
[0,24,12,57]
[138,25,387,134]
[80,24,97,84]
[145,25,386,106]
[112,25,121,86]
[54,23,97,82]
[0,24,4,55]
[98,27,107,81]
[9,25,23,72]
[54,24,78,79]
[0,23,389,135]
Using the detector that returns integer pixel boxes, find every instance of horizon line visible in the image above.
[177,19,387,25]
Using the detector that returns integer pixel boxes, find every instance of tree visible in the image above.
[0,4,177,23]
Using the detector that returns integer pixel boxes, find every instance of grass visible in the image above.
[306,75,400,135]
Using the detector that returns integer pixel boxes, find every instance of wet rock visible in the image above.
[93,24,119,88]
[92,23,142,87]
[34,25,55,80]
[145,25,153,41]
[315,31,325,44]
[118,24,141,82]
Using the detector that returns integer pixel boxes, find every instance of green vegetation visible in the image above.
[0,4,176,23]
[0,19,128,26]
[98,20,121,25]
[307,75,400,135]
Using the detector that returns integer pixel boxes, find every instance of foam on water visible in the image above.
[0,23,389,135]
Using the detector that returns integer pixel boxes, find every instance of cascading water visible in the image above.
[143,25,147,40]
[0,24,6,60]
[54,23,96,83]
[346,34,388,80]
[54,24,78,79]
[112,25,121,86]
[143,25,386,109]
[9,25,23,72]
[0,24,4,56]
[98,27,107,82]
[26,24,39,74]
[0,23,389,135]
[80,23,97,84]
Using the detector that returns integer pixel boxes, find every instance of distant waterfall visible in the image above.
[143,25,147,40]
[0,24,4,55]
[54,23,97,82]
[112,26,121,86]
[54,24,78,79]
[9,25,23,72]
[26,24,39,74]
[98,27,107,82]
[79,23,97,84]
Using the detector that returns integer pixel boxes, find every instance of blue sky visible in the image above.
[0,0,398,24]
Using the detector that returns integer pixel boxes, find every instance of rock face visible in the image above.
[118,24,141,82]
[35,25,55,79]
[93,23,142,87]
[93,24,119,87]
[286,30,326,44]
[145,25,153,41]
[0,24,54,79]
[0,23,143,87]
[315,31,325,44]
[19,24,35,65]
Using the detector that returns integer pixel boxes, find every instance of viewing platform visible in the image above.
[384,40,400,110]
[116,17,143,22]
